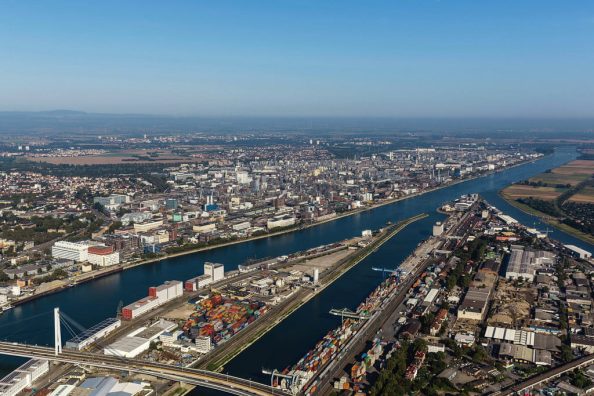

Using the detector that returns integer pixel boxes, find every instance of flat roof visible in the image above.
[66,317,120,345]
[106,336,149,353]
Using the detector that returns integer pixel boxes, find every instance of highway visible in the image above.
[0,341,286,396]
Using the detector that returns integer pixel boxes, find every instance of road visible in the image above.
[0,342,285,396]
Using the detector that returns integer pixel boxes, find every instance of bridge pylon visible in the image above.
[54,307,62,356]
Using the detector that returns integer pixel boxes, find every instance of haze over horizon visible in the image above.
[1,1,593,118]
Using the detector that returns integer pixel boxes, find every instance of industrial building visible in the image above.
[564,244,592,260]
[204,262,225,282]
[457,287,491,321]
[505,245,555,282]
[78,376,145,396]
[432,222,444,236]
[104,336,151,358]
[266,215,296,230]
[51,241,89,262]
[121,280,183,320]
[65,317,121,350]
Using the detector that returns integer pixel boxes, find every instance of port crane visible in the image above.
[371,267,403,281]
[328,308,369,324]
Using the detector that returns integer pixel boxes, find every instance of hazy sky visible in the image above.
[1,1,593,117]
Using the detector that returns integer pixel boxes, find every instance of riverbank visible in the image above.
[11,156,542,308]
[498,190,594,245]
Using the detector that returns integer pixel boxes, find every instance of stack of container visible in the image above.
[274,273,403,394]
[182,293,267,347]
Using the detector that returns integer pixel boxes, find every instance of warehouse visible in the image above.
[457,287,491,321]
[87,245,120,267]
[65,317,121,350]
[564,244,592,260]
[204,262,225,282]
[422,288,440,306]
[505,246,555,282]
[122,280,183,320]
[52,241,89,262]
[104,336,151,358]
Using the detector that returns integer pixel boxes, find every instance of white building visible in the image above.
[432,222,444,236]
[93,194,130,211]
[564,244,592,260]
[52,241,89,262]
[267,215,296,230]
[236,171,252,185]
[133,219,164,233]
[49,385,75,396]
[87,246,120,267]
[0,359,49,396]
[204,262,224,282]
[104,336,151,358]
[195,335,212,353]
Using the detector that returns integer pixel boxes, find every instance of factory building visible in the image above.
[65,317,121,350]
[432,222,444,236]
[104,336,151,358]
[505,245,555,282]
[267,215,296,230]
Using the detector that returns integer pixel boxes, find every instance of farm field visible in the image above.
[501,185,565,201]
[501,157,594,244]
[568,186,594,204]
[26,149,206,165]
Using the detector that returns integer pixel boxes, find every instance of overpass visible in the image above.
[0,341,286,396]
[491,353,594,395]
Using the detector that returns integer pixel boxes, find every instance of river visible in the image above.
[0,147,590,393]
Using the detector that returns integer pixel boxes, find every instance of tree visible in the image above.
[413,338,428,353]
[560,345,574,363]
[108,221,122,234]
[420,313,435,334]
[0,270,9,282]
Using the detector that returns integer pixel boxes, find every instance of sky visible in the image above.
[0,1,593,118]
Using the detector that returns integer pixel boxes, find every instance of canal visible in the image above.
[0,147,590,392]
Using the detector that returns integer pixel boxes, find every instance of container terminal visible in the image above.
[29,213,426,396]
[266,198,478,395]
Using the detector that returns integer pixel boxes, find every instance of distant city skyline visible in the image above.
[1,1,593,117]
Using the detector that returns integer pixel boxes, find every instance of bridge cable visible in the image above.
[59,310,140,366]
